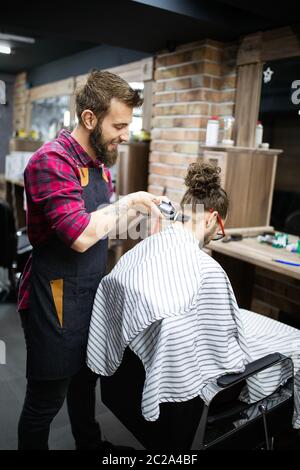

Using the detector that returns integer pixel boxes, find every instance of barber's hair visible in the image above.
[75,69,143,123]
[181,161,229,219]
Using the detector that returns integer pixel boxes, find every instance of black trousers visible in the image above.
[18,365,101,450]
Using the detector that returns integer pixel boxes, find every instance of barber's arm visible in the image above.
[71,191,163,253]
[25,152,164,253]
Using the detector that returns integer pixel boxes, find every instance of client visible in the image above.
[87,162,300,429]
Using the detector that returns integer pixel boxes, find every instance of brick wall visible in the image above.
[149,39,238,202]
[12,72,28,132]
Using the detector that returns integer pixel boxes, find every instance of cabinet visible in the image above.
[108,142,150,265]
[200,145,282,228]
[115,142,150,196]
[5,180,25,229]
[5,140,43,229]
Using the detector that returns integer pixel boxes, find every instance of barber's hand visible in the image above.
[124,191,169,218]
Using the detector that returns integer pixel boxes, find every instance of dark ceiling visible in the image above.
[1,0,300,74]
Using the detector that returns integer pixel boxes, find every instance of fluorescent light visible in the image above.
[0,45,11,55]
[0,33,35,44]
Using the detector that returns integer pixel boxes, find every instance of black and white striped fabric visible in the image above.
[86,224,300,428]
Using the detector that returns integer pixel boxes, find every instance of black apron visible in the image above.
[25,166,109,380]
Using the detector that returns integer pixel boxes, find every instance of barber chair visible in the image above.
[100,349,294,450]
[0,199,32,301]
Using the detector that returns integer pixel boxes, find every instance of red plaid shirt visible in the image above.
[18,129,112,311]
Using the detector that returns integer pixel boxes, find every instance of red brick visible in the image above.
[210,77,222,90]
[150,163,188,178]
[211,103,235,116]
[156,78,192,92]
[154,103,209,116]
[154,82,164,92]
[201,46,223,62]
[151,141,201,154]
[157,75,212,92]
[155,63,204,80]
[150,152,197,166]
[164,189,185,204]
[177,89,220,103]
[152,116,208,128]
[154,92,176,104]
[203,62,222,76]
[219,90,236,103]
[205,39,224,48]
[157,39,205,55]
[156,50,194,67]
[148,185,164,196]
[221,62,237,76]
[148,174,185,190]
[221,74,237,89]
[151,129,203,141]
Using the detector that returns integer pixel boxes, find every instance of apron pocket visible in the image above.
[50,279,64,327]
[62,273,102,332]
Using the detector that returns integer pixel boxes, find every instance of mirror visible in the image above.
[31,95,71,141]
[259,56,300,234]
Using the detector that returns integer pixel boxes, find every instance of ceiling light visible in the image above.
[0,33,35,44]
[0,45,11,54]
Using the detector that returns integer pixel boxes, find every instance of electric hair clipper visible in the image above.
[158,201,190,222]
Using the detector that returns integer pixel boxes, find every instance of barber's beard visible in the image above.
[90,126,119,168]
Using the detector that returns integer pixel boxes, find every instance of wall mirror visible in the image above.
[259,56,300,234]
[31,95,71,141]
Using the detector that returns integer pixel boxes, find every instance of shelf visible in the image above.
[199,144,283,155]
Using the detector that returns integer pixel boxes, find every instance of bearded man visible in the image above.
[17,70,163,450]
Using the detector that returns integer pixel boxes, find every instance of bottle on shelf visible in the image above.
[255,121,263,147]
[222,116,235,146]
[205,116,219,146]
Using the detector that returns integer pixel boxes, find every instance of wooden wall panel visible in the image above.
[238,26,300,64]
[262,26,300,62]
[234,62,263,147]
[224,151,253,228]
[247,152,278,226]
[29,78,74,101]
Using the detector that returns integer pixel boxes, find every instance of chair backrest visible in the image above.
[0,199,17,268]
[101,348,295,450]
[194,354,294,450]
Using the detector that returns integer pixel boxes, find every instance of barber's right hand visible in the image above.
[124,191,168,218]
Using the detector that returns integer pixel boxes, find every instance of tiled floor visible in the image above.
[0,302,144,450]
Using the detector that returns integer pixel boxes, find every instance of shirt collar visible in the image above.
[57,129,101,168]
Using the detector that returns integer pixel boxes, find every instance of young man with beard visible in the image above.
[17,70,164,450]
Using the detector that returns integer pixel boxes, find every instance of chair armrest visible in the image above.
[217,353,284,388]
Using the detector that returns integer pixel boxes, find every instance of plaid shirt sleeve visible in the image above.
[25,150,91,246]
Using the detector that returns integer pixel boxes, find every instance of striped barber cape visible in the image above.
[86,224,300,428]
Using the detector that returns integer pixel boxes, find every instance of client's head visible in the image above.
[180,161,229,245]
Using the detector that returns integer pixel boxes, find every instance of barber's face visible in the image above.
[90,98,132,167]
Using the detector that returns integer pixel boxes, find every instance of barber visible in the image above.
[17,70,163,450]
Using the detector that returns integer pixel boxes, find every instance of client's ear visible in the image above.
[206,210,217,227]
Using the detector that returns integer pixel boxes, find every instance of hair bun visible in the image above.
[184,161,221,197]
